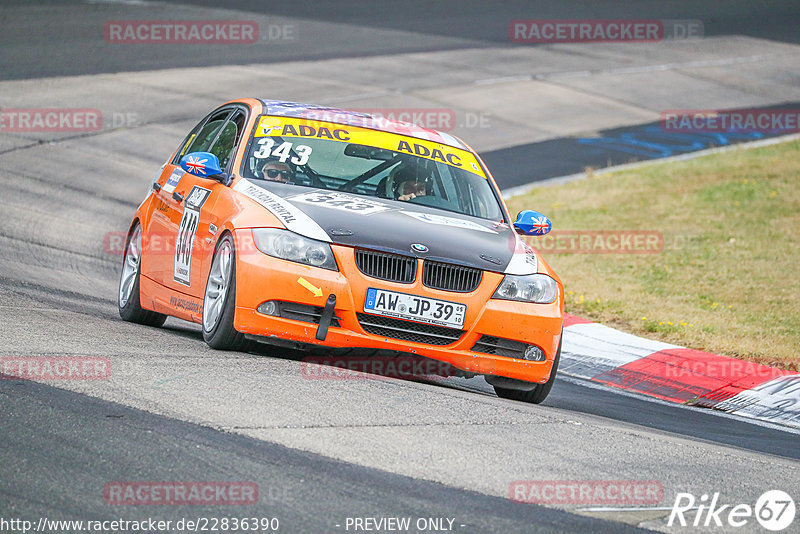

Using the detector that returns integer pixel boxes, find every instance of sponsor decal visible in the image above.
[103,481,259,505]
[173,186,211,286]
[208,223,217,235]
[161,169,184,194]
[169,296,202,314]
[232,179,330,242]
[155,198,170,214]
[288,191,392,215]
[264,122,351,141]
[184,186,211,210]
[396,139,462,167]
[1,356,111,380]
[254,115,485,177]
[400,211,497,234]
[504,238,538,275]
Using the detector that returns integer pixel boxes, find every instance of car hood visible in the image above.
[233,179,537,274]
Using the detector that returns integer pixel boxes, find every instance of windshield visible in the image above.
[240,116,504,221]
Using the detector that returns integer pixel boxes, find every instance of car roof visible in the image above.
[257,99,469,151]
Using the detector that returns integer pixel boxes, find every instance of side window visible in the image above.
[208,110,246,170]
[173,118,207,164]
[185,110,232,154]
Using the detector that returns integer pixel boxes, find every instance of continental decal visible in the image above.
[255,116,486,178]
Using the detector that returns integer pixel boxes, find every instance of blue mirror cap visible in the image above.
[180,152,223,177]
[514,210,552,236]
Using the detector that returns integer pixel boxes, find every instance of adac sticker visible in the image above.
[255,116,486,179]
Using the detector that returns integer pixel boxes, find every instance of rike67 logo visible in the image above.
[669,490,795,531]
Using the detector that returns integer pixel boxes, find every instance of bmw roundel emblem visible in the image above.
[411,243,428,253]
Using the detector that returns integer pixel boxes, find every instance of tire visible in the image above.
[493,334,562,404]
[118,222,167,327]
[202,233,248,351]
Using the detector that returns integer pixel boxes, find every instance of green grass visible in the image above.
[506,140,800,371]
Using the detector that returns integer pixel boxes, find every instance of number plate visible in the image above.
[364,288,466,329]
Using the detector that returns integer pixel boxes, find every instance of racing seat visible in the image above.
[375,175,393,198]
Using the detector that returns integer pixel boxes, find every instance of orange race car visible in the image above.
[118,99,564,403]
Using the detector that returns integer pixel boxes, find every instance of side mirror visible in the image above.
[180,151,225,179]
[513,210,552,236]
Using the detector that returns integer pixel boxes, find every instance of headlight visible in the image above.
[492,274,558,304]
[252,229,338,271]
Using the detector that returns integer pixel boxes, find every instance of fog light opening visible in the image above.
[523,345,545,361]
[257,301,280,316]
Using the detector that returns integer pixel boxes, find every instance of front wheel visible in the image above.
[118,222,167,327]
[493,334,562,404]
[202,233,248,351]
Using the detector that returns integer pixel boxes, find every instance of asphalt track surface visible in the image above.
[3,0,800,79]
[2,1,800,533]
[2,380,639,534]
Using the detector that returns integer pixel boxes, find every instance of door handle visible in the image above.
[172,191,184,202]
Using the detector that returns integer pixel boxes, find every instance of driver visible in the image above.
[396,179,427,201]
[260,160,295,183]
[390,165,429,201]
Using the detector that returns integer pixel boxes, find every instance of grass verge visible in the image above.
[506,139,800,370]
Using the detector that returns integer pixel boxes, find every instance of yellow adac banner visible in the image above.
[255,115,486,178]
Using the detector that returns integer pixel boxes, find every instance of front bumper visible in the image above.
[233,233,563,384]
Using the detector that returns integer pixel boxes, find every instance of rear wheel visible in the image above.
[493,335,561,404]
[202,233,248,351]
[118,223,167,327]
